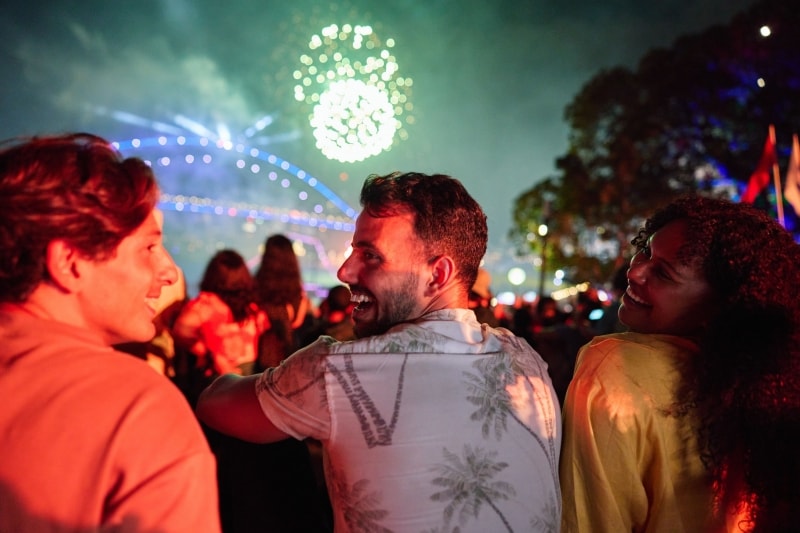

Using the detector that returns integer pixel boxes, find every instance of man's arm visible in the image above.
[195,374,290,443]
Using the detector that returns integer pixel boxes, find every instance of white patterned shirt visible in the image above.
[255,308,562,533]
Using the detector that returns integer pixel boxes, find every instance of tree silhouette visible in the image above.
[511,0,800,284]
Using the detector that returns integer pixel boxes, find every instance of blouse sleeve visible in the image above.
[559,343,650,532]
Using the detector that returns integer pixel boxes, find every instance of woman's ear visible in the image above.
[45,240,81,293]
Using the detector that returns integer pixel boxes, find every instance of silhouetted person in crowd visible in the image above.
[173,249,268,379]
[593,264,628,335]
[175,248,329,532]
[302,284,357,344]
[254,233,313,369]
[532,295,588,406]
[510,300,537,348]
[196,172,562,532]
[0,133,220,532]
[561,196,800,532]
[468,267,500,327]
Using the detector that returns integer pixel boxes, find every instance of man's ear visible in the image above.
[45,240,81,293]
[427,255,456,293]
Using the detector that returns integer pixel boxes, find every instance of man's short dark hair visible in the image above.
[359,172,488,293]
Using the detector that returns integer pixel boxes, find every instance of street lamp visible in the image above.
[537,222,549,297]
[508,267,526,287]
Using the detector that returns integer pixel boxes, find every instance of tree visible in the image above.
[511,0,800,285]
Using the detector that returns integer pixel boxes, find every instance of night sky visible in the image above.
[0,0,755,296]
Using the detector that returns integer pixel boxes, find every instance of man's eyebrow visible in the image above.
[351,239,375,250]
[142,227,164,239]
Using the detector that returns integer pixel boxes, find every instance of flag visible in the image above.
[784,134,800,217]
[741,125,777,203]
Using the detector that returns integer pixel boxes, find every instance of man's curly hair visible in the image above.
[634,195,800,530]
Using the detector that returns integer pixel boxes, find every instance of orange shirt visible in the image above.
[0,307,221,532]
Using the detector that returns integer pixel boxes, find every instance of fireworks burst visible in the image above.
[293,23,414,163]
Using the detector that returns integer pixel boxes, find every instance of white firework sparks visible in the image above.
[293,23,414,163]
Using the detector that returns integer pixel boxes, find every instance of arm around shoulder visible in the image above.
[196,373,290,443]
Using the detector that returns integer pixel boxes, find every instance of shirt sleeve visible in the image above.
[559,343,650,533]
[254,338,333,441]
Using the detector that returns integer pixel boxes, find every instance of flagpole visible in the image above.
[784,134,800,218]
[769,125,785,227]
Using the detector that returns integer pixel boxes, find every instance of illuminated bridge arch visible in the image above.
[114,135,358,293]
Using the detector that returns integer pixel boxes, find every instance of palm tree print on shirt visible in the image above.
[328,464,392,533]
[324,326,439,448]
[430,445,516,532]
[463,356,559,488]
[325,352,409,448]
[529,498,560,533]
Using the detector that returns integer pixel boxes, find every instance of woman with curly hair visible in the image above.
[560,195,800,532]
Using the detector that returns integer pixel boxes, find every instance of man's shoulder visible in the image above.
[68,349,190,407]
[325,322,459,356]
[2,332,202,440]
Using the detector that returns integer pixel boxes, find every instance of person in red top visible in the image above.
[0,133,221,532]
[173,249,269,377]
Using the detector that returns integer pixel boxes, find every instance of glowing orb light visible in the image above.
[294,23,414,163]
[508,267,527,286]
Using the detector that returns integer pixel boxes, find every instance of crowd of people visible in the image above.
[1,132,799,533]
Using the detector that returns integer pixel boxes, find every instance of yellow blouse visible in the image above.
[559,332,729,533]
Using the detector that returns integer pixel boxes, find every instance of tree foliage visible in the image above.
[511,0,800,285]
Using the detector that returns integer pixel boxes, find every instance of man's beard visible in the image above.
[354,272,418,338]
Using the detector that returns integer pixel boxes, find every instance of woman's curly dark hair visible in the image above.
[635,195,800,530]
